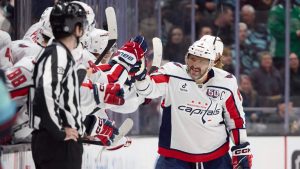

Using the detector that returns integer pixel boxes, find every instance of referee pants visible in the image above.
[31,130,83,169]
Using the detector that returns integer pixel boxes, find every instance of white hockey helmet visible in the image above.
[39,7,53,22]
[71,1,95,27]
[0,30,11,49]
[36,7,53,45]
[188,35,223,61]
[87,28,109,54]
[71,1,96,47]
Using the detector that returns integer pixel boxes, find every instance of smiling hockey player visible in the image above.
[134,35,253,169]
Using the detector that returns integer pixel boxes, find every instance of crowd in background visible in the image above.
[138,0,300,135]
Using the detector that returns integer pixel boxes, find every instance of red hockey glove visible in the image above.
[113,35,148,72]
[84,115,119,146]
[231,142,253,169]
[93,82,125,105]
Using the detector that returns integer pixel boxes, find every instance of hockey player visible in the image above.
[134,35,253,169]
[2,11,54,143]
[79,35,148,148]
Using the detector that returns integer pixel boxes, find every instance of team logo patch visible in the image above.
[178,81,189,93]
[206,89,220,98]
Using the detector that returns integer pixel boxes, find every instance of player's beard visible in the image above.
[187,63,211,84]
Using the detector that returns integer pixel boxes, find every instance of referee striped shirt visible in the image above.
[32,41,84,141]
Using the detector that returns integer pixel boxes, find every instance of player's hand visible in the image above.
[114,35,148,71]
[82,80,125,105]
[94,83,125,105]
[84,115,119,146]
[131,57,147,81]
[231,142,253,169]
[64,127,79,142]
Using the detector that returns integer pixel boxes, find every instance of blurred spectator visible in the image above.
[197,23,212,39]
[232,22,258,75]
[0,69,16,144]
[161,0,195,35]
[241,4,256,30]
[221,47,235,74]
[240,0,274,23]
[163,26,189,64]
[0,29,11,49]
[241,5,271,65]
[240,0,274,11]
[281,53,300,106]
[268,1,300,70]
[139,17,158,48]
[160,6,174,46]
[250,51,283,107]
[196,0,217,17]
[210,5,234,46]
[239,74,260,123]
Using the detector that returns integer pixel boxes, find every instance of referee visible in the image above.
[31,2,88,169]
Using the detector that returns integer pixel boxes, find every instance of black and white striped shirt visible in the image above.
[32,41,84,140]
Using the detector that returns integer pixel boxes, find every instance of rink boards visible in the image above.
[1,136,300,169]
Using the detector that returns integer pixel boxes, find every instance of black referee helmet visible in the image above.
[50,1,88,39]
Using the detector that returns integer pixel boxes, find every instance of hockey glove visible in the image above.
[84,115,119,146]
[93,82,125,105]
[130,57,147,81]
[231,142,253,169]
[114,35,148,72]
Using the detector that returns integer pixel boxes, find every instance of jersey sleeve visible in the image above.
[0,46,13,70]
[222,76,248,145]
[5,58,35,107]
[135,67,169,99]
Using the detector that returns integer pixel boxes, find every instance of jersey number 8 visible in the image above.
[7,68,27,88]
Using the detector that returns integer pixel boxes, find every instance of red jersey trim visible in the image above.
[158,141,229,162]
[151,75,169,83]
[10,87,29,99]
[225,94,244,128]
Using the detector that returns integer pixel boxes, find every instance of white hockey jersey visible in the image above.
[0,40,43,70]
[135,62,248,162]
[5,55,40,142]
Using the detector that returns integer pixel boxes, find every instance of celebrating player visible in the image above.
[134,35,253,169]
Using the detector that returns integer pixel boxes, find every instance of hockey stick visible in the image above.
[94,7,118,65]
[81,118,133,146]
[148,37,163,74]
